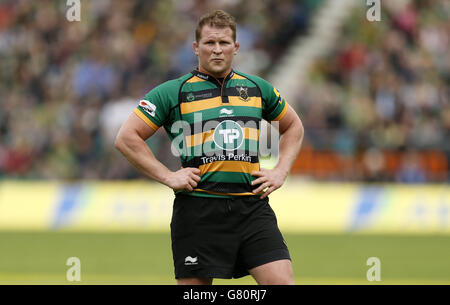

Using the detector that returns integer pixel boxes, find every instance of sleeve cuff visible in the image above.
[133,108,159,130]
[271,102,289,121]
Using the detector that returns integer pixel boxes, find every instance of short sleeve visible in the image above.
[263,85,289,121]
[251,76,289,121]
[133,85,171,130]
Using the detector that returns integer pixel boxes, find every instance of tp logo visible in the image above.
[366,257,381,282]
[219,129,240,144]
[366,0,381,22]
[66,257,81,282]
[66,0,81,22]
[213,120,244,151]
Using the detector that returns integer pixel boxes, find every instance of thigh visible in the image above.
[249,259,294,285]
[177,278,213,285]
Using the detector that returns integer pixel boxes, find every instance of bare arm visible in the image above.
[274,106,304,176]
[251,106,304,198]
[114,112,201,191]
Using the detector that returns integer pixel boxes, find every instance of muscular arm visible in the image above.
[274,106,304,176]
[114,112,200,191]
[252,106,304,198]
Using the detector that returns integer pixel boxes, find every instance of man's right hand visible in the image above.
[164,168,202,192]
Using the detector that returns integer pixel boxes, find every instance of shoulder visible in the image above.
[234,70,269,85]
[233,70,276,97]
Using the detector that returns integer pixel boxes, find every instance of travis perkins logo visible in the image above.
[236,86,249,102]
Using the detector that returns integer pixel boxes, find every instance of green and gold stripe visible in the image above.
[133,108,159,130]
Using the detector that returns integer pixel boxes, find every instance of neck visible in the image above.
[197,66,232,79]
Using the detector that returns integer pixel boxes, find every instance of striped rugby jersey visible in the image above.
[134,69,289,198]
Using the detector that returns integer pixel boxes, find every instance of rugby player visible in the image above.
[115,10,304,285]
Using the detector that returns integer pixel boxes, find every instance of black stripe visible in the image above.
[180,88,220,103]
[182,153,259,168]
[223,86,261,97]
[197,181,256,194]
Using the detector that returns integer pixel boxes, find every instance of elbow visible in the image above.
[114,134,125,153]
[295,118,305,149]
[296,116,304,140]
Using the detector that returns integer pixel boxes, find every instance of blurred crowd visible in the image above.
[296,0,449,182]
[0,0,316,179]
[0,0,447,182]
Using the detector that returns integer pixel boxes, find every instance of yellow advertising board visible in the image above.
[0,180,448,234]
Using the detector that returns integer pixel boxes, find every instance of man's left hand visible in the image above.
[251,168,288,199]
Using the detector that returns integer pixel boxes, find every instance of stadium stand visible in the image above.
[0,0,447,182]
[290,0,449,182]
[0,0,318,179]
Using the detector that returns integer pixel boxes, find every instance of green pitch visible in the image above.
[0,232,449,285]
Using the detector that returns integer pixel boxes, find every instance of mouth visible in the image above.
[211,58,223,62]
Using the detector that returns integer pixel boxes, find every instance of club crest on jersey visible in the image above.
[236,86,249,102]
[139,100,156,117]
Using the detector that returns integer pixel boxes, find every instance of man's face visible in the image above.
[193,25,240,78]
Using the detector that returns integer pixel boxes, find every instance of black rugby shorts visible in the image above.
[170,194,291,279]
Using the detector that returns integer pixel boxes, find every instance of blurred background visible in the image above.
[0,0,449,284]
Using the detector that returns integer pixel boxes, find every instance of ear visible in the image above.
[193,41,199,56]
[233,41,240,55]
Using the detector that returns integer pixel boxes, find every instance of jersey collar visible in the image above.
[191,68,235,86]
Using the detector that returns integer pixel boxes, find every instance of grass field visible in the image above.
[0,231,449,285]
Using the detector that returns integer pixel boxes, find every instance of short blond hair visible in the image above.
[195,10,236,42]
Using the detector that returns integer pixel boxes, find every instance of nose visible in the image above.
[212,42,222,54]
